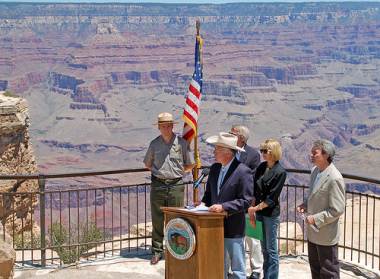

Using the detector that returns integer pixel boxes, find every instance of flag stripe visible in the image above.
[183,121,196,139]
[183,128,195,140]
[185,97,199,115]
[187,88,201,107]
[190,79,201,92]
[183,110,197,127]
[183,115,197,134]
[189,82,201,98]
[184,107,198,125]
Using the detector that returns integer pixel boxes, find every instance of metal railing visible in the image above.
[0,168,379,272]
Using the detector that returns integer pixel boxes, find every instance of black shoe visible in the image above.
[150,253,162,265]
[248,272,261,279]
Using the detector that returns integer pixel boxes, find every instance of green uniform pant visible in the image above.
[150,179,185,255]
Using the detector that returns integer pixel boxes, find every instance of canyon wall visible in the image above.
[0,2,379,180]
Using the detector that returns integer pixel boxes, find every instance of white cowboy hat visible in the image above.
[206,132,245,152]
[154,112,178,125]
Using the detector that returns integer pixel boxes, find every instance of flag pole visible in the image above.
[193,19,201,204]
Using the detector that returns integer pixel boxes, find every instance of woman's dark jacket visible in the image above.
[254,161,287,217]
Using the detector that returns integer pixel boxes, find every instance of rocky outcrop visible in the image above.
[337,86,378,98]
[317,44,380,64]
[0,94,38,235]
[0,239,15,279]
[48,73,110,113]
[250,64,317,85]
[212,73,273,88]
[202,80,247,105]
[68,63,87,70]
[129,222,152,237]
[353,123,380,136]
[326,98,353,110]
[365,143,380,151]
[72,87,100,104]
[303,104,323,111]
[9,73,44,94]
[288,64,317,76]
[86,78,112,95]
[111,70,172,85]
[252,66,295,84]
[48,72,84,94]
[70,103,107,114]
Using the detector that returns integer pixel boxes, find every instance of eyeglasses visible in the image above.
[260,149,269,154]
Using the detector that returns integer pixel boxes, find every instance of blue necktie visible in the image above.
[217,167,226,194]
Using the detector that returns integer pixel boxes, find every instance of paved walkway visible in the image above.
[14,254,377,279]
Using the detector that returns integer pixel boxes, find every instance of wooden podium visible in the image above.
[162,207,225,279]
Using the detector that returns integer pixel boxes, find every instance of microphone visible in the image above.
[193,168,210,189]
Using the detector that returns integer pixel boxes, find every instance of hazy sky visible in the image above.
[0,0,379,3]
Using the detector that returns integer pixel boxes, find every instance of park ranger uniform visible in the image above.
[144,133,194,258]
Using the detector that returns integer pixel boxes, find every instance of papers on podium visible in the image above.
[184,204,209,212]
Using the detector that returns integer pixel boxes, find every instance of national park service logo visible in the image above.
[164,217,196,260]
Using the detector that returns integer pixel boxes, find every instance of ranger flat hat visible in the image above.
[155,112,178,125]
[206,132,245,152]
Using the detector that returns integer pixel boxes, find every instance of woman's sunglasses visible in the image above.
[260,149,269,154]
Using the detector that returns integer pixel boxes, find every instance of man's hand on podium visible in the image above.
[209,204,224,213]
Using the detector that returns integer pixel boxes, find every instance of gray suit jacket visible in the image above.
[306,163,346,245]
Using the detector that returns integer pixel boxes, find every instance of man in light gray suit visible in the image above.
[297,139,345,279]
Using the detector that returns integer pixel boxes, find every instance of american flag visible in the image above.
[182,33,203,143]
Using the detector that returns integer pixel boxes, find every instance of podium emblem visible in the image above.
[164,217,196,260]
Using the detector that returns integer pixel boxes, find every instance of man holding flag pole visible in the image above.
[144,20,203,265]
[182,19,204,203]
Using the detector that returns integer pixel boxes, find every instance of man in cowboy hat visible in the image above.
[201,132,253,279]
[144,112,195,265]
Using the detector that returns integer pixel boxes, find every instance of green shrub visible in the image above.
[12,222,105,264]
[3,90,18,98]
[49,222,104,264]
[13,231,41,249]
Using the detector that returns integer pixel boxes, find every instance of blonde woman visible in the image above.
[248,139,287,279]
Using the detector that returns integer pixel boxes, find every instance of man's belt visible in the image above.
[152,175,182,185]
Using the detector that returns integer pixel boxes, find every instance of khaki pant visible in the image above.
[150,179,185,255]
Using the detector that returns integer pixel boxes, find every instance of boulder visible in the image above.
[0,226,12,245]
[0,239,16,279]
[129,222,153,237]
[278,222,304,255]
